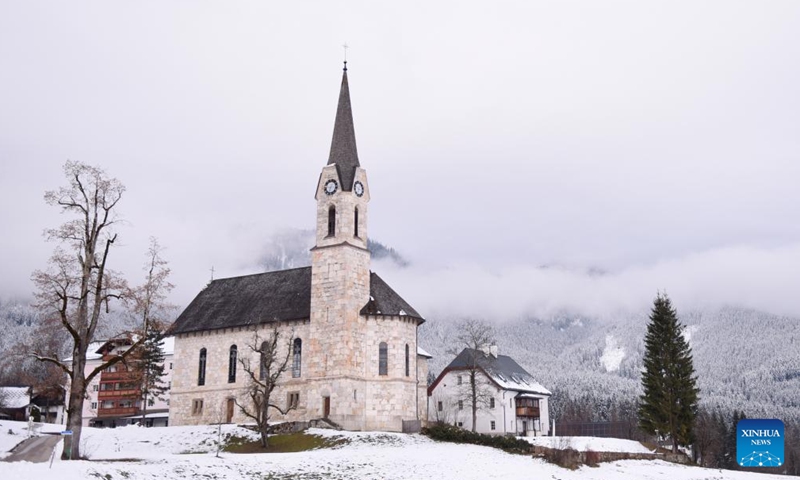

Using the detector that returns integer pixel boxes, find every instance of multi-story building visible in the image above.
[428,347,551,436]
[74,337,174,427]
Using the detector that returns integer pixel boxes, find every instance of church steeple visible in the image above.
[327,62,360,191]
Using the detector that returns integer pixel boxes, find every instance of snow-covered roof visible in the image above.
[441,348,551,396]
[0,387,31,409]
[65,337,174,363]
[417,346,432,358]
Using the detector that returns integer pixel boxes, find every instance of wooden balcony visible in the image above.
[97,406,138,417]
[100,371,131,381]
[516,406,540,418]
[98,389,140,399]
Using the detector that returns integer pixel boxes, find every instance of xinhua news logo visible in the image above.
[737,419,784,467]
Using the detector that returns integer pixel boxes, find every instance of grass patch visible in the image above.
[223,431,346,453]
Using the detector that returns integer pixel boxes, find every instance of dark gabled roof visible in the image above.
[169,267,312,335]
[169,267,424,335]
[362,272,424,323]
[431,348,550,396]
[327,63,360,191]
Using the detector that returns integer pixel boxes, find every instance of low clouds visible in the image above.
[377,243,800,321]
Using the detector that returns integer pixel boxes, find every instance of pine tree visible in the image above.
[638,293,700,453]
[131,326,168,425]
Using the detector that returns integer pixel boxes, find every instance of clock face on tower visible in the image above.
[324,179,338,195]
[354,181,364,197]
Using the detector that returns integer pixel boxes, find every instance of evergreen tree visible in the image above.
[638,293,700,453]
[132,326,168,425]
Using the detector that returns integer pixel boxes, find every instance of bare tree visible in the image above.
[429,390,452,424]
[126,238,175,425]
[235,326,297,448]
[449,318,496,432]
[30,161,146,459]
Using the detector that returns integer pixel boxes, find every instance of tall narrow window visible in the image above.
[405,344,410,377]
[292,338,302,378]
[328,206,336,237]
[354,207,359,237]
[259,341,268,380]
[228,345,237,383]
[379,342,388,376]
[198,348,207,386]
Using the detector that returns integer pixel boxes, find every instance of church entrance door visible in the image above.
[226,398,235,423]
[323,396,330,418]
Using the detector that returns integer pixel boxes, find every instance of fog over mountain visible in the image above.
[250,232,800,422]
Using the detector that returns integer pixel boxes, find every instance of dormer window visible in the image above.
[328,206,336,237]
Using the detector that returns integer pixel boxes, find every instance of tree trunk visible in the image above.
[140,393,148,426]
[64,352,86,459]
[471,371,477,432]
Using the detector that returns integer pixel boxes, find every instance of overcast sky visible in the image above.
[2,1,799,319]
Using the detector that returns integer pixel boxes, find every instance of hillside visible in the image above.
[420,307,800,423]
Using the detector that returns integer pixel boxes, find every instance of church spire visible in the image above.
[327,62,360,191]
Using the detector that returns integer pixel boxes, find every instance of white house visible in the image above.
[428,347,551,436]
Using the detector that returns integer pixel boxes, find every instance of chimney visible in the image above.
[489,345,498,358]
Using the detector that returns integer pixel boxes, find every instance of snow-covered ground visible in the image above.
[0,421,789,479]
[525,435,653,454]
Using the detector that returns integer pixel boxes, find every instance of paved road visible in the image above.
[3,435,62,463]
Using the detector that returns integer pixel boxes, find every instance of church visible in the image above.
[168,64,430,432]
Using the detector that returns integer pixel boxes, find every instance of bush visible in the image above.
[541,447,581,469]
[421,423,532,455]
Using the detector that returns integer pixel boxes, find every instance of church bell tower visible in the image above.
[307,63,371,425]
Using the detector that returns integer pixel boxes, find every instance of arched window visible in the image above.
[405,344,410,377]
[292,338,302,378]
[198,348,207,386]
[228,345,237,383]
[379,342,388,376]
[259,341,268,380]
[354,207,359,237]
[328,206,336,237]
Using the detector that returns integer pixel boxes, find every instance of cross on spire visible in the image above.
[342,43,349,70]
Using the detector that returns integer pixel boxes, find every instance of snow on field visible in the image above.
[525,435,653,454]
[0,421,790,480]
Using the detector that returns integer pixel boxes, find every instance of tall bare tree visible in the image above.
[449,318,496,432]
[235,326,297,448]
[30,161,145,459]
[126,238,175,425]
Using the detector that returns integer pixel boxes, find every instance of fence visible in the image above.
[555,421,640,439]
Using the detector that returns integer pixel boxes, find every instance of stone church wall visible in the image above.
[170,314,426,432]
[169,320,310,426]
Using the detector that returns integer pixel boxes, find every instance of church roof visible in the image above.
[361,272,423,321]
[169,267,423,335]
[327,63,360,191]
